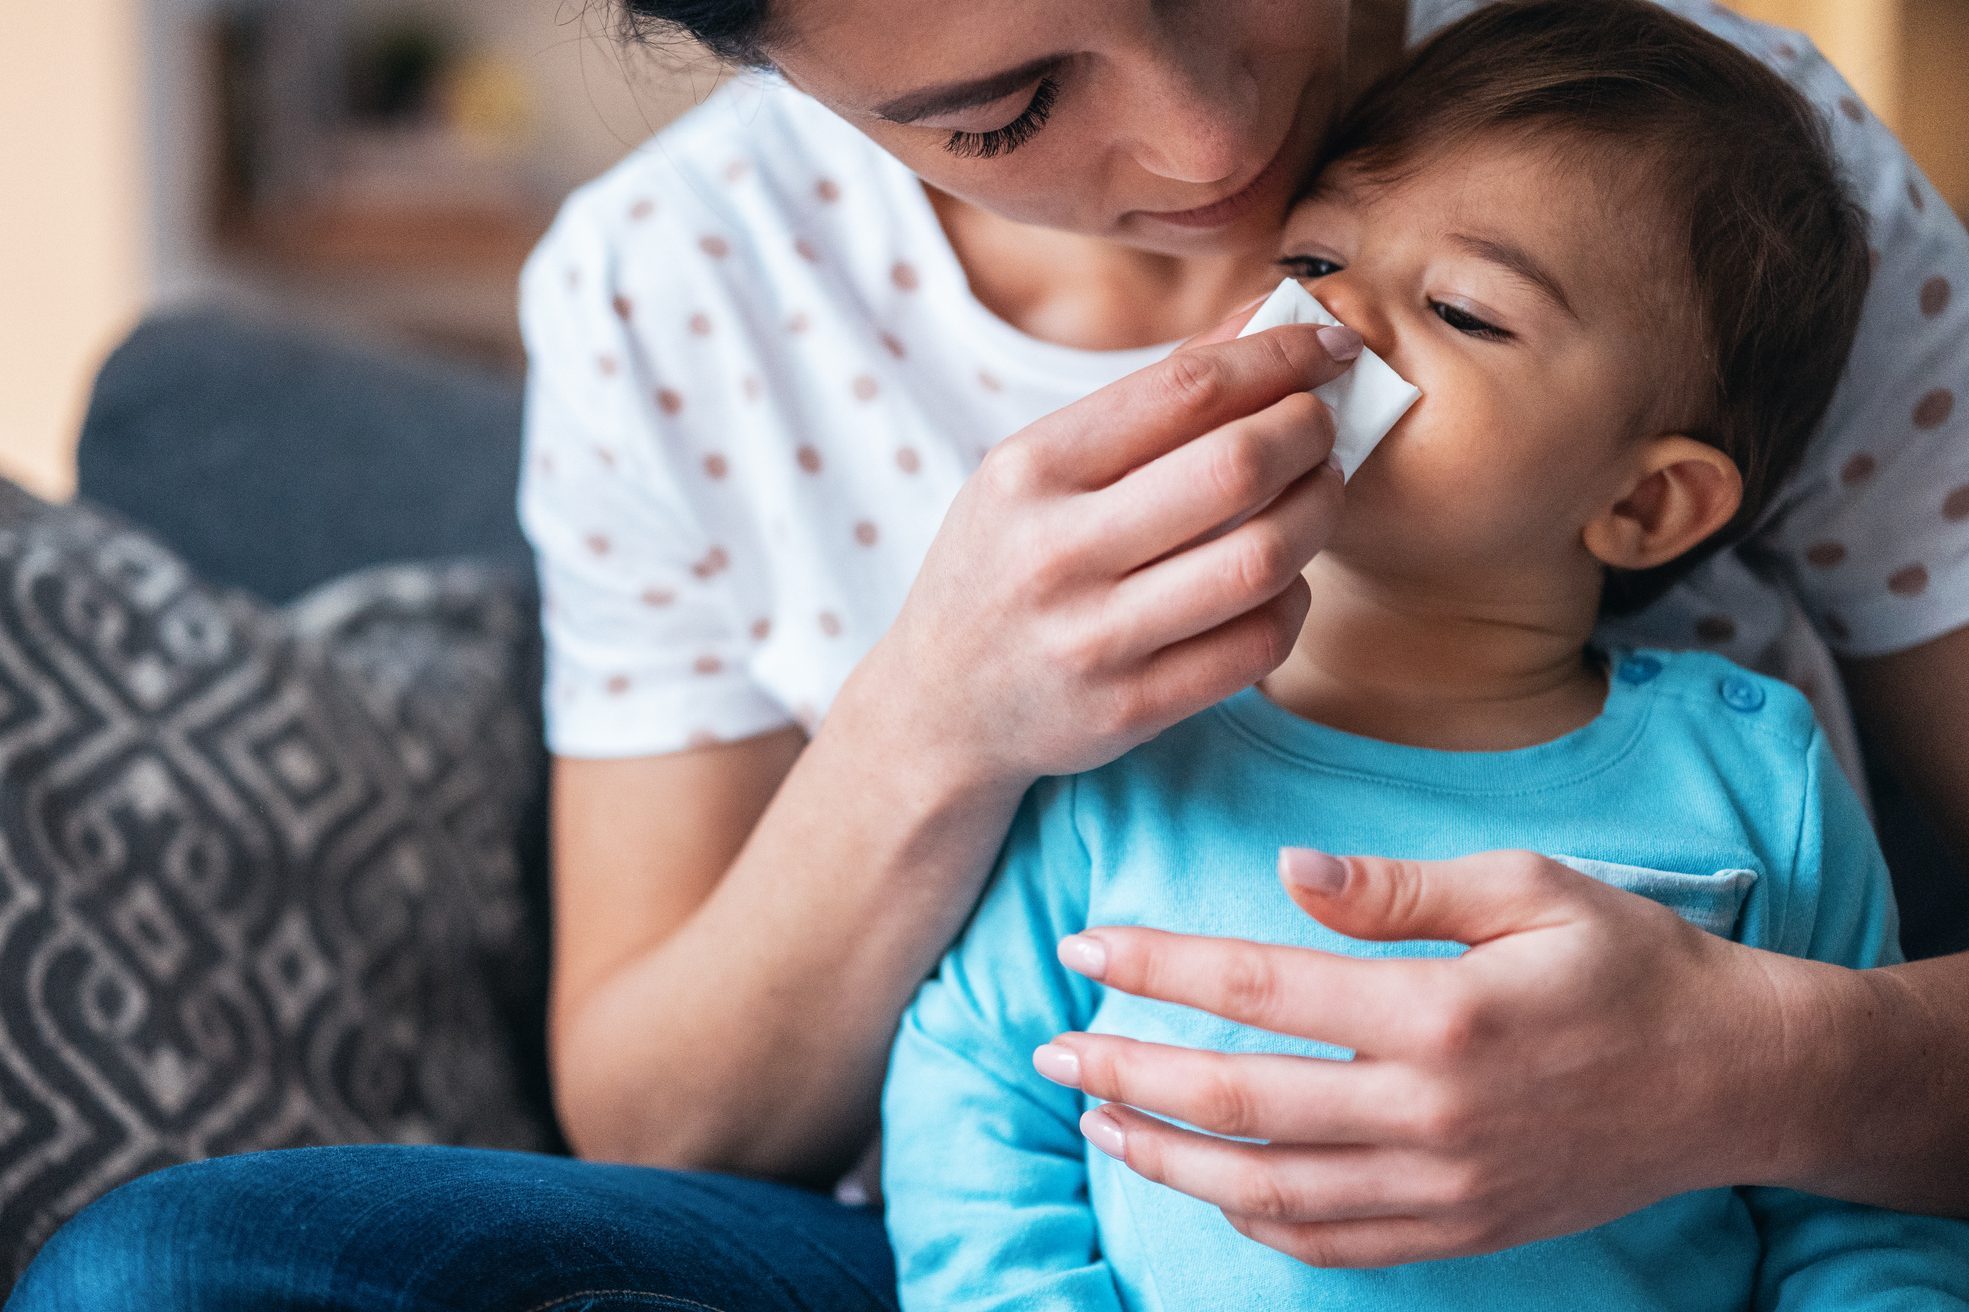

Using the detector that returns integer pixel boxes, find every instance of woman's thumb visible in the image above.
[1277,848,1595,945]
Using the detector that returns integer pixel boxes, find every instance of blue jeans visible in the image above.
[7,1145,896,1311]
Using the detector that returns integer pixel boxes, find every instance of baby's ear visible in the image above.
[1581,436,1743,572]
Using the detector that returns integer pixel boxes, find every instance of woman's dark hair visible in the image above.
[1313,0,1872,615]
[615,0,777,66]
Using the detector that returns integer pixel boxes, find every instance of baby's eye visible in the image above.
[1431,300,1513,342]
[1277,254,1342,280]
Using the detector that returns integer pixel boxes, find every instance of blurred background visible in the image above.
[2,0,1964,501]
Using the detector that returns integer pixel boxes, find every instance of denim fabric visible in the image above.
[8,1145,895,1312]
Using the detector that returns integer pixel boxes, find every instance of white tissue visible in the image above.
[1237,278,1420,481]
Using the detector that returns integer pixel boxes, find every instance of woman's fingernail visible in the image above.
[1057,934,1109,980]
[1081,1108,1127,1160]
[1317,325,1363,362]
[1280,847,1349,895]
[1033,1043,1082,1087]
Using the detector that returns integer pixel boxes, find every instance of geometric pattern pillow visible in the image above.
[0,481,559,1285]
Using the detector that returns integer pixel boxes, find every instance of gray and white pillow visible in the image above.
[0,481,558,1282]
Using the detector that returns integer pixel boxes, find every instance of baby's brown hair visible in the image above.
[1313,0,1871,613]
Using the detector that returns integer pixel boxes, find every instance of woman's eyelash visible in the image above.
[1432,301,1513,341]
[943,78,1059,160]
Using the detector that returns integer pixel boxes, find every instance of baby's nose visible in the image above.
[1307,276,1396,362]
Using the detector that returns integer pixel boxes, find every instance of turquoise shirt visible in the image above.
[882,649,1969,1310]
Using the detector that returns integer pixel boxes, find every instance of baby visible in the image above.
[881,2,1969,1309]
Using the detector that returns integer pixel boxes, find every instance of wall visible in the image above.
[0,0,148,499]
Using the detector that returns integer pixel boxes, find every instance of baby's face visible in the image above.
[1279,136,1692,601]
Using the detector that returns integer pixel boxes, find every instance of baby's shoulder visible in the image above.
[1613,646,1821,758]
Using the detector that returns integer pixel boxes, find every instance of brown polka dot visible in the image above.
[750,617,772,641]
[1841,453,1877,486]
[693,654,724,676]
[1695,615,1738,643]
[628,198,655,221]
[585,533,612,556]
[536,452,557,477]
[891,261,920,292]
[1823,612,1852,642]
[689,546,730,580]
[656,388,685,416]
[880,332,906,359]
[1945,486,1969,521]
[895,446,922,474]
[1922,276,1952,317]
[1910,180,1928,212]
[854,520,879,546]
[1839,96,1864,123]
[686,729,720,749]
[641,587,675,607]
[606,674,632,696]
[612,294,634,322]
[787,312,810,335]
[978,370,1003,392]
[815,178,840,203]
[741,375,763,402]
[1805,541,1848,569]
[1915,388,1955,430]
[724,160,750,183]
[597,354,619,377]
[796,445,823,474]
[689,313,714,337]
[794,237,820,263]
[700,235,731,258]
[703,454,729,479]
[595,446,617,469]
[852,375,880,401]
[818,610,843,637]
[1774,39,1799,59]
[565,267,581,291]
[1890,564,1931,596]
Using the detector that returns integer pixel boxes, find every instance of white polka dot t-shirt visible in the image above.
[520,0,1969,761]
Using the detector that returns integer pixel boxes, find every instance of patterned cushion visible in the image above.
[0,481,558,1282]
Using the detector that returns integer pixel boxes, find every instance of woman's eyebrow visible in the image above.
[872,56,1063,124]
[1451,233,1579,322]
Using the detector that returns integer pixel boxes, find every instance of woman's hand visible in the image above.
[1036,849,1827,1267]
[850,315,1362,789]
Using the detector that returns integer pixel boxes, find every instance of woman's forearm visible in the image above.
[553,651,1031,1184]
[1768,951,1969,1213]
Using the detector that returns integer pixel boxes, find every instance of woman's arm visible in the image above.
[1815,623,1969,1210]
[547,321,1361,1184]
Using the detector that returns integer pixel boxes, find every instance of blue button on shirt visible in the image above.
[1721,675,1767,713]
[882,648,1969,1311]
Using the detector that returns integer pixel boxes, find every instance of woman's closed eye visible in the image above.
[944,78,1059,160]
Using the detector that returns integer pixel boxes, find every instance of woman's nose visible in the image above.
[1120,49,1258,185]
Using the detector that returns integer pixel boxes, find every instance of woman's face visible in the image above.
[767,0,1353,255]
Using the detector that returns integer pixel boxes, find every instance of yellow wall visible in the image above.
[1730,0,1905,125]
[0,0,147,500]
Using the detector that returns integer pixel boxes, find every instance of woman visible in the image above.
[16,0,1969,1305]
